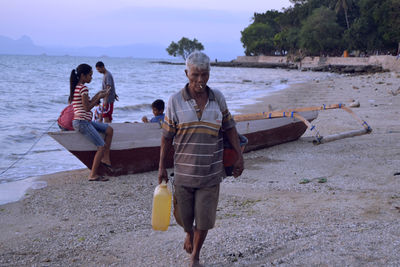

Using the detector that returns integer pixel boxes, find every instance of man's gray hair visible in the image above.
[186,51,210,71]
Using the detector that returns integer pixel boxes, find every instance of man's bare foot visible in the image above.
[184,232,193,254]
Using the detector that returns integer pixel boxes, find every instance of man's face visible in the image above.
[96,66,105,74]
[185,66,209,94]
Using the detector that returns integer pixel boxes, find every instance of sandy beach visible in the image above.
[1,71,400,266]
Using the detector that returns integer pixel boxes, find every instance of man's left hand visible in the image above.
[232,155,244,178]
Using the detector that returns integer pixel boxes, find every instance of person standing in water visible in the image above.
[70,63,114,181]
[95,61,117,123]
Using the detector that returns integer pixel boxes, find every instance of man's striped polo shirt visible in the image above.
[162,84,236,188]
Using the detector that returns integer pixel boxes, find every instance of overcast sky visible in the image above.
[0,0,292,47]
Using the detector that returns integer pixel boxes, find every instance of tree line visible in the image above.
[240,0,400,57]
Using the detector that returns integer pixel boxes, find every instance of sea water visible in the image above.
[0,54,335,203]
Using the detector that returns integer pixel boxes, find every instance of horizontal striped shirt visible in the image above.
[162,84,236,188]
[72,84,92,121]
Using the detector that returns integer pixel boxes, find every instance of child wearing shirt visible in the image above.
[142,99,165,123]
[93,99,110,122]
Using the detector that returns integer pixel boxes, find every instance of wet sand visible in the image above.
[1,71,400,266]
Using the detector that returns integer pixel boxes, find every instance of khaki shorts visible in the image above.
[173,184,220,232]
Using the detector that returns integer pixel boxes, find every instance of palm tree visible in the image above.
[335,0,352,30]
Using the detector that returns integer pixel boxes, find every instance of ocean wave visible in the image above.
[51,98,69,104]
[115,103,151,112]
[31,148,63,154]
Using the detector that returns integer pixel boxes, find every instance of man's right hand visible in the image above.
[158,167,168,184]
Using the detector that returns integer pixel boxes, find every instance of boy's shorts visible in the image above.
[173,184,220,232]
[102,102,114,121]
[72,120,108,147]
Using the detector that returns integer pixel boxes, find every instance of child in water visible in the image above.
[142,99,165,123]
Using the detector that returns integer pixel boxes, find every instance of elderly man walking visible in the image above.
[158,51,244,266]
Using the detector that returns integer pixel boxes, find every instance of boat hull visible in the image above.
[48,111,317,176]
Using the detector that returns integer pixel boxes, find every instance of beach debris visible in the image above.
[393,172,400,176]
[299,177,327,184]
[280,78,288,83]
[242,79,252,83]
[349,100,360,108]
[352,86,359,90]
[390,87,400,96]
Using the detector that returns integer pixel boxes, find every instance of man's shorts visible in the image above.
[102,102,114,121]
[173,184,220,232]
[72,120,108,147]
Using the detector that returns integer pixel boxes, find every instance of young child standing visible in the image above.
[93,99,110,122]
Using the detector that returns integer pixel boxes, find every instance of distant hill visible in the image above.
[0,35,243,60]
[44,43,171,59]
[0,35,46,55]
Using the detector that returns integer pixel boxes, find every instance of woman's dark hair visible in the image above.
[69,63,92,103]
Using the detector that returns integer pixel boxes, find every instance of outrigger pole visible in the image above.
[233,103,372,145]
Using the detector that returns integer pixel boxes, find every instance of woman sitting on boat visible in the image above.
[70,63,114,182]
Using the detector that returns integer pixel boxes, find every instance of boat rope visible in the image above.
[0,120,57,178]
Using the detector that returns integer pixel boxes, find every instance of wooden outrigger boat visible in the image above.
[48,110,318,176]
[49,103,371,176]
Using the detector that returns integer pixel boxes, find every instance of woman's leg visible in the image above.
[91,146,105,179]
[73,120,108,180]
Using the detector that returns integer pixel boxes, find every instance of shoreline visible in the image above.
[154,60,387,74]
[1,72,400,265]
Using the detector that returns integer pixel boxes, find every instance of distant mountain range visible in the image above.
[0,35,243,61]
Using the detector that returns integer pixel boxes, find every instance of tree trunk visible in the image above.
[344,10,350,30]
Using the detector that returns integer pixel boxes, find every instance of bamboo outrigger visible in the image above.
[233,103,372,145]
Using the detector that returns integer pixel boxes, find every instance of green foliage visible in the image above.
[253,10,282,32]
[299,7,344,55]
[335,0,353,29]
[241,23,276,56]
[274,28,300,54]
[373,0,400,49]
[240,0,399,56]
[166,37,204,60]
